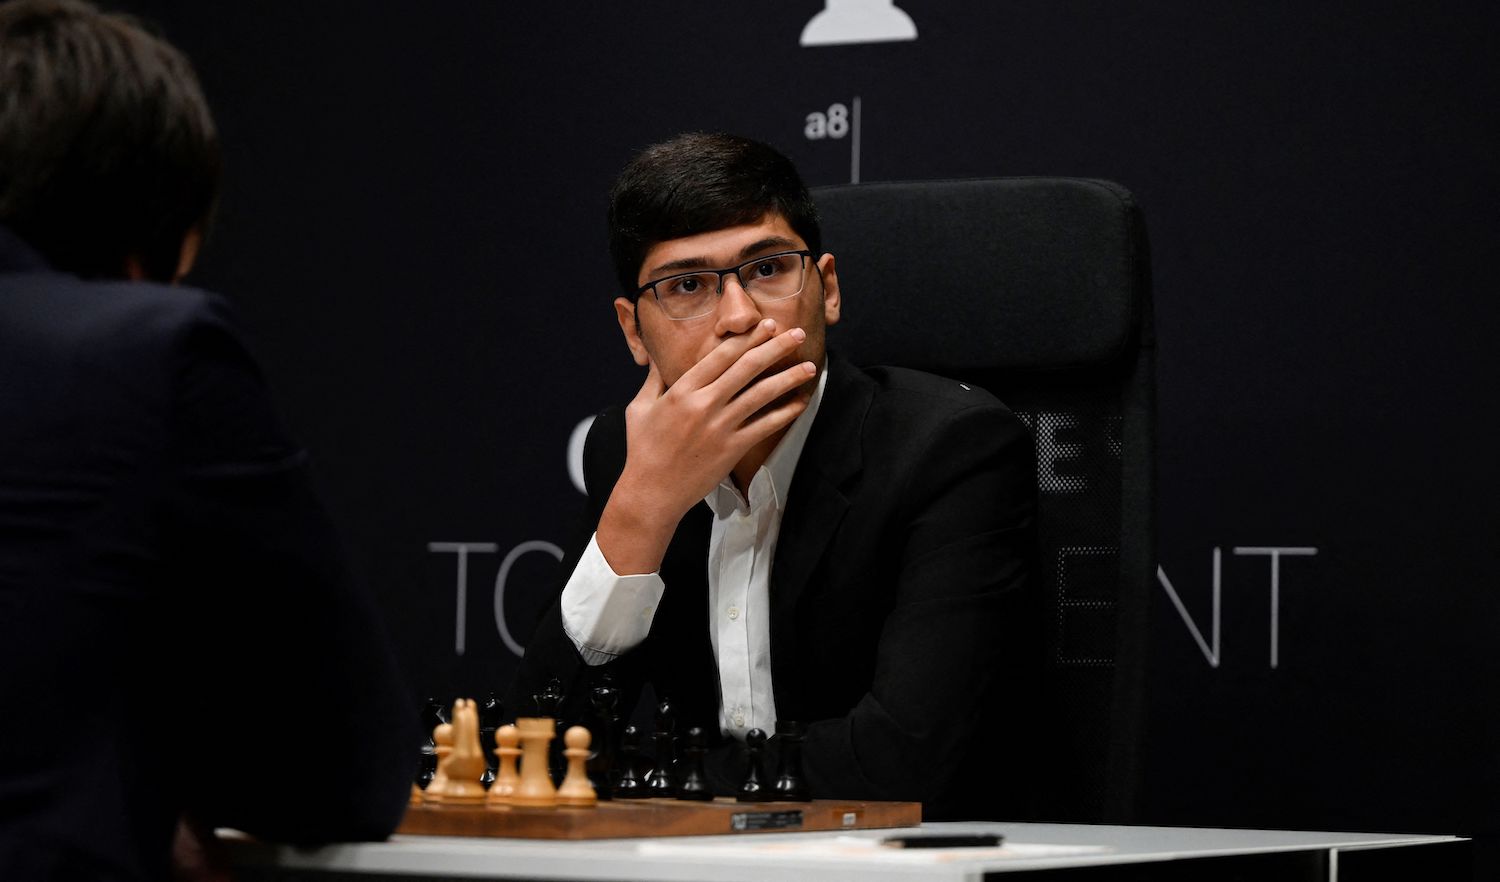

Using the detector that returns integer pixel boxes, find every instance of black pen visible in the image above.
[881,834,1004,849]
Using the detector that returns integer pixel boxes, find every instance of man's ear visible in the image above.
[614,297,650,366]
[173,228,203,283]
[817,252,842,326]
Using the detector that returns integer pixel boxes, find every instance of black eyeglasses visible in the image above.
[636,250,815,320]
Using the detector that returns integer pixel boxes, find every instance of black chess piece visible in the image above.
[645,700,677,797]
[613,725,649,798]
[772,721,810,801]
[533,677,564,718]
[415,697,445,790]
[532,678,566,782]
[478,692,503,788]
[478,692,504,728]
[587,678,620,801]
[676,727,713,801]
[736,728,771,802]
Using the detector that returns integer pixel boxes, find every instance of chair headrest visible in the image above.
[813,177,1149,374]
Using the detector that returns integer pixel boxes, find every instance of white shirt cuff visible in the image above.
[560,534,665,666]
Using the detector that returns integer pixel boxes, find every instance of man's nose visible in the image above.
[714,273,762,334]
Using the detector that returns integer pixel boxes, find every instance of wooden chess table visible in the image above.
[398,797,921,840]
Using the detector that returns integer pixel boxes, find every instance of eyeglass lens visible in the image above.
[653,252,807,318]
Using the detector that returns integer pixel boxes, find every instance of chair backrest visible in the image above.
[814,178,1154,823]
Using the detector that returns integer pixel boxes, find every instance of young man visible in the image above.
[0,2,416,878]
[513,133,1037,817]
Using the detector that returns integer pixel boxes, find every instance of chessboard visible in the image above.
[411,691,921,841]
[398,797,922,840]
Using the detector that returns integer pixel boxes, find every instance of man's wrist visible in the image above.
[596,472,685,575]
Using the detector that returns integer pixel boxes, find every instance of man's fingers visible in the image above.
[708,327,808,402]
[734,374,816,445]
[724,360,818,426]
[674,318,779,391]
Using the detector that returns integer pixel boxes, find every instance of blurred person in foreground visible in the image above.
[0,1,416,878]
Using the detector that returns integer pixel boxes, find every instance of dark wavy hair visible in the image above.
[0,0,221,281]
[607,133,821,296]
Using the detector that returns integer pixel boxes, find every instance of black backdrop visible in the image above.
[105,1,1499,873]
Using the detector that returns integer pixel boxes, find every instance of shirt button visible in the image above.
[727,606,740,620]
[641,605,653,618]
[733,714,746,727]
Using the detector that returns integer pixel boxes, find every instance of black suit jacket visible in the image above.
[0,228,417,881]
[513,354,1038,817]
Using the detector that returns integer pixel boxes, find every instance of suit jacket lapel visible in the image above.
[770,356,874,688]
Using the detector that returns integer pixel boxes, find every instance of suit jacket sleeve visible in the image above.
[506,406,646,721]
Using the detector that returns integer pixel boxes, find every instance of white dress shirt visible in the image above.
[560,367,829,739]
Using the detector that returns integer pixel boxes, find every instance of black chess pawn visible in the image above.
[736,728,771,802]
[645,700,677,797]
[613,725,649,798]
[772,721,810,801]
[587,679,620,800]
[478,693,503,789]
[534,677,564,718]
[676,727,713,801]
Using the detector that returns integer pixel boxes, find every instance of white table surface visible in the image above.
[223,820,1464,881]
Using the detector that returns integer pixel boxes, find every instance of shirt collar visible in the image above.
[706,362,829,518]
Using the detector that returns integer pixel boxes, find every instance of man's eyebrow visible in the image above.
[647,255,712,276]
[735,236,800,260]
[645,236,802,279]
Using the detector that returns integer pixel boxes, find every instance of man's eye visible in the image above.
[751,260,782,278]
[666,277,701,296]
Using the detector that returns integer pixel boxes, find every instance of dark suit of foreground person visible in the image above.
[0,3,415,879]
[512,134,1038,818]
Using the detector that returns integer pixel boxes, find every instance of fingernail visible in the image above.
[802,361,816,374]
[790,328,806,342]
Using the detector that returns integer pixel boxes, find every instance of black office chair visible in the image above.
[814,178,1154,824]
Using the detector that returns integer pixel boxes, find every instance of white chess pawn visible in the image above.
[487,724,520,806]
[556,726,597,807]
[424,721,453,804]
